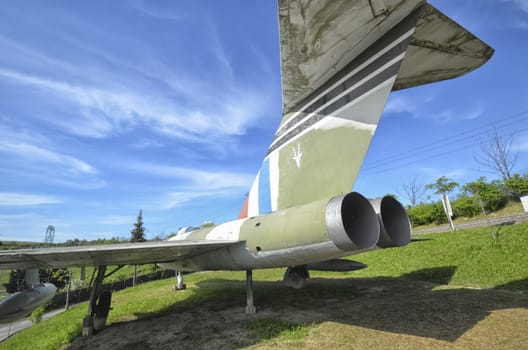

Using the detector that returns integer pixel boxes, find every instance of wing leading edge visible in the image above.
[0,240,244,270]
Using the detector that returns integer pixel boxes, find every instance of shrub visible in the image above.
[463,177,508,212]
[452,196,481,218]
[407,201,447,226]
[504,173,528,199]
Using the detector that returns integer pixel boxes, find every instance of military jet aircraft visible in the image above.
[0,0,493,335]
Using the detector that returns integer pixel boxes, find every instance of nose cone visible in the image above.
[0,283,57,324]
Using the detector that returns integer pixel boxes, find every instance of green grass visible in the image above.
[348,224,528,289]
[1,224,527,349]
[245,319,314,342]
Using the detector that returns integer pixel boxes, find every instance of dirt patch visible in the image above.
[67,277,528,350]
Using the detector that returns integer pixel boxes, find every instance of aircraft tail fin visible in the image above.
[239,0,492,218]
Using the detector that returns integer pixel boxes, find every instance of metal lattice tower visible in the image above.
[44,225,55,243]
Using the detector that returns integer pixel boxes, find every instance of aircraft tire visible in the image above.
[93,290,112,332]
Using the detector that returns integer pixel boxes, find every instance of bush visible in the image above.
[407,201,447,226]
[504,173,528,199]
[452,196,481,218]
[463,177,508,212]
[407,204,429,226]
[29,302,49,324]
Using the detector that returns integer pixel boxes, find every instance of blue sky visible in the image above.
[0,0,527,242]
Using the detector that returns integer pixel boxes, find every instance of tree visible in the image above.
[40,268,69,290]
[130,210,146,242]
[426,176,459,231]
[504,173,528,199]
[400,176,427,207]
[462,176,508,212]
[200,221,215,228]
[475,128,518,181]
[426,176,459,195]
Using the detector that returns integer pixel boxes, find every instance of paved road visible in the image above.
[0,307,68,342]
[413,212,528,235]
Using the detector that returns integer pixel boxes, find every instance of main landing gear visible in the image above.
[283,265,310,289]
[245,270,256,315]
[82,265,122,336]
[174,270,187,290]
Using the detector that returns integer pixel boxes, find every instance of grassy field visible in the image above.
[1,224,527,349]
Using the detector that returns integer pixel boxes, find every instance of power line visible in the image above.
[363,125,528,175]
[361,110,528,175]
[364,109,528,171]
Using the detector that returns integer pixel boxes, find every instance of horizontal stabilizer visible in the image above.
[307,259,368,272]
[393,3,494,90]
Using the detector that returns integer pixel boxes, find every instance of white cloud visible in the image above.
[517,21,528,29]
[461,105,485,120]
[0,141,96,175]
[423,105,484,123]
[128,161,254,190]
[385,90,484,122]
[0,125,97,175]
[101,215,136,225]
[0,67,268,144]
[0,213,34,220]
[384,94,416,115]
[0,193,61,206]
[132,140,164,149]
[445,168,467,179]
[133,1,188,21]
[384,93,435,117]
[504,0,528,13]
[116,161,254,210]
[161,191,224,209]
[0,34,74,73]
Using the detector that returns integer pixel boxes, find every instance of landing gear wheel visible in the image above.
[283,266,310,289]
[93,290,112,332]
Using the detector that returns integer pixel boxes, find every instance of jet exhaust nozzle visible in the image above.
[0,283,57,324]
[370,196,411,248]
[326,192,380,251]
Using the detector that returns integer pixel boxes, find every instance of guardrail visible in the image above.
[412,213,528,235]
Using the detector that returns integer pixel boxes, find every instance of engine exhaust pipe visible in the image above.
[326,192,380,251]
[370,196,411,248]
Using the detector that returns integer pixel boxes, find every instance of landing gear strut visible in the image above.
[82,265,121,336]
[245,270,256,315]
[175,270,186,290]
